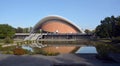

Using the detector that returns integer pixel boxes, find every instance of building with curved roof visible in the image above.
[23,15,91,46]
[31,15,84,33]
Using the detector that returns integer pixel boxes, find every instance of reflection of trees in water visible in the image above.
[95,42,120,57]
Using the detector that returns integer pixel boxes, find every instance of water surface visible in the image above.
[76,46,98,54]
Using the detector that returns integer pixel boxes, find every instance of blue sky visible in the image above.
[0,0,120,30]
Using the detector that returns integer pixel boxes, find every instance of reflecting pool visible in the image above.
[22,45,80,54]
[76,46,98,54]
[21,41,120,55]
[22,45,33,52]
[41,46,79,54]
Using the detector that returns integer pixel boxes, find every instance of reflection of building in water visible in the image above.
[41,46,80,54]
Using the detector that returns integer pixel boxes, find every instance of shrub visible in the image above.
[13,48,26,55]
[0,46,16,51]
[0,45,2,50]
[33,48,45,54]
[4,36,13,44]
[24,49,33,55]
[112,37,120,43]
[2,51,13,54]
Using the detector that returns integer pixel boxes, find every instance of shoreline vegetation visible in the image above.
[0,38,120,55]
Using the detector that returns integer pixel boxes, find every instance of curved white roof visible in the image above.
[31,15,84,33]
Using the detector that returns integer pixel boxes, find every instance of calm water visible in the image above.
[22,45,33,52]
[21,42,120,55]
[22,42,120,55]
[22,43,98,54]
[76,46,97,54]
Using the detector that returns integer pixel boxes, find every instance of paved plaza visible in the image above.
[0,54,120,66]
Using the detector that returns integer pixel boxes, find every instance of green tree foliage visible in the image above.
[84,29,91,34]
[95,16,120,38]
[114,16,120,37]
[15,27,32,33]
[23,28,29,33]
[0,24,15,39]
[15,27,23,33]
[4,36,13,44]
[36,29,43,33]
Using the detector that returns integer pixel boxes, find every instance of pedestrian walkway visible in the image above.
[0,54,120,66]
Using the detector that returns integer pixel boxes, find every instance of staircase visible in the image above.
[24,34,41,40]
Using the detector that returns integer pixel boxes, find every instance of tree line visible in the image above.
[0,24,15,39]
[15,27,32,33]
[0,15,120,39]
[95,16,120,38]
[0,24,32,39]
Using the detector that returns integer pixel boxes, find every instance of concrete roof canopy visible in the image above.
[31,15,84,33]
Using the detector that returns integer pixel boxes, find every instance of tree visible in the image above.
[4,36,13,44]
[29,27,33,32]
[95,15,120,38]
[0,24,15,39]
[15,27,32,33]
[114,16,120,37]
[84,29,91,34]
[23,28,29,33]
[15,27,23,33]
